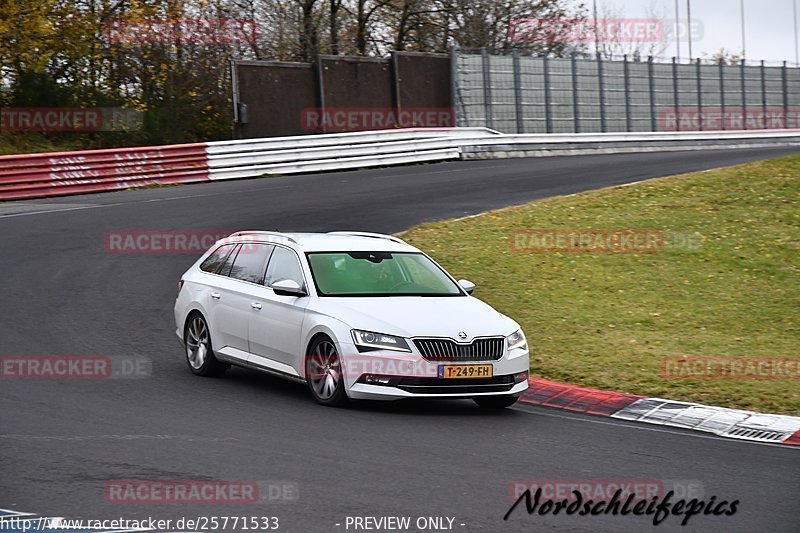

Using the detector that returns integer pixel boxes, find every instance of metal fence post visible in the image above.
[672,57,680,131]
[448,46,462,127]
[741,60,747,130]
[597,53,607,132]
[648,56,657,131]
[316,55,327,133]
[481,47,494,130]
[696,58,703,131]
[230,59,241,139]
[623,54,632,132]
[512,49,524,133]
[719,61,726,130]
[761,60,768,129]
[783,61,789,129]
[543,54,553,133]
[572,53,581,133]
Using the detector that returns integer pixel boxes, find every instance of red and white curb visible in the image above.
[521,378,800,446]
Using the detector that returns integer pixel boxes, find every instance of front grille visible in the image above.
[413,337,504,361]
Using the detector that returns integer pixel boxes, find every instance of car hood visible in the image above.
[306,295,517,340]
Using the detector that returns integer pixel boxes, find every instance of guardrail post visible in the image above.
[543,54,553,133]
[481,48,494,130]
[512,49,524,133]
[783,61,789,129]
[597,53,607,132]
[761,60,768,129]
[720,61,726,130]
[741,60,748,130]
[623,54,632,132]
[672,57,680,132]
[572,53,581,133]
[648,56,656,132]
[696,58,703,131]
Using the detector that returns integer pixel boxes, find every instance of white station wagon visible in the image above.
[174,231,529,407]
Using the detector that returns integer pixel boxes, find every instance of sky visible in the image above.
[590,0,800,65]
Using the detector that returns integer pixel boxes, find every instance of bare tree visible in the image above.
[594,0,669,60]
[705,48,742,66]
[445,0,588,57]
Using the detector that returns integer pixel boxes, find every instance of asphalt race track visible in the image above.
[1,148,798,533]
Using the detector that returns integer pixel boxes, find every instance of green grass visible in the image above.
[400,156,800,416]
[0,133,85,156]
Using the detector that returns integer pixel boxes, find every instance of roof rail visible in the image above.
[228,231,298,244]
[327,231,407,244]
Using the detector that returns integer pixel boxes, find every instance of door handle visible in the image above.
[251,302,262,310]
[210,292,221,300]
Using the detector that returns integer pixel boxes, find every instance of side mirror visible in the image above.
[271,279,307,297]
[458,279,476,295]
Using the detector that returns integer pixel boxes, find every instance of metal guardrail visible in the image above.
[204,128,494,180]
[1,128,799,201]
[459,129,800,159]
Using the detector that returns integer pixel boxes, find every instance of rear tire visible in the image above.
[306,336,348,406]
[184,314,228,377]
[473,395,519,409]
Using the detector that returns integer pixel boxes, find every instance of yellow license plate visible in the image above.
[438,364,493,379]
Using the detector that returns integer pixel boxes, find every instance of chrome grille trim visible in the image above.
[412,337,505,361]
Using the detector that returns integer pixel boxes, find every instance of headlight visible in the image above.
[507,329,527,351]
[352,330,411,352]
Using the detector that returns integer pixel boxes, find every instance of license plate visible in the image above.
[438,364,493,379]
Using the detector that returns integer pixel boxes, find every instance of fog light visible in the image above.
[514,371,529,384]
[363,374,392,385]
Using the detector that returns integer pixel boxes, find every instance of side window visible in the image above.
[264,247,305,288]
[218,244,242,277]
[199,244,236,274]
[228,244,274,284]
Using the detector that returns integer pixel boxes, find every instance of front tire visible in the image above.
[184,314,228,377]
[306,336,348,406]
[473,395,519,409]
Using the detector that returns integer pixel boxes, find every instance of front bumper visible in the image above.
[337,340,530,400]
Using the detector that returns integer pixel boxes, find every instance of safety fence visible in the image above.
[454,50,800,134]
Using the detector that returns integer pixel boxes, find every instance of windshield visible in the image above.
[306,252,464,297]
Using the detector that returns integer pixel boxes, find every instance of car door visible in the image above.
[199,243,244,355]
[248,245,309,374]
[207,243,274,361]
